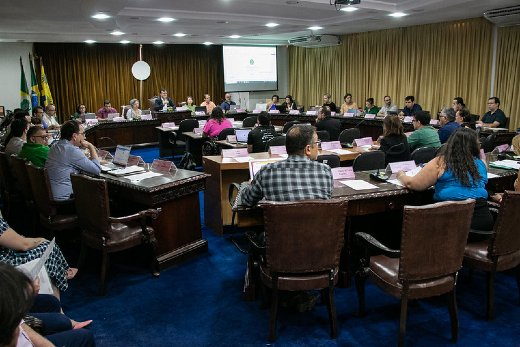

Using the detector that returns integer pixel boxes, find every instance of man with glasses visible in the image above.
[437,107,460,144]
[43,104,60,130]
[32,106,49,129]
[407,110,441,151]
[45,121,101,200]
[477,97,507,128]
[19,126,51,167]
[377,95,398,116]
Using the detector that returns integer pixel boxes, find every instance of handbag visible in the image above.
[202,136,220,156]
[178,152,196,170]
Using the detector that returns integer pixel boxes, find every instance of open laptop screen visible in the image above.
[112,145,132,166]
[195,106,207,113]
[235,128,251,142]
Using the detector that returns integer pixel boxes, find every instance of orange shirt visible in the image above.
[200,101,216,114]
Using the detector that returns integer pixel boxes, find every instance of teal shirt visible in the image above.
[407,126,441,150]
[364,106,379,115]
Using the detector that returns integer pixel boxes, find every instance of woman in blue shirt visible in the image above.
[396,128,493,231]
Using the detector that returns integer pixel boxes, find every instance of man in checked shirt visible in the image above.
[241,124,334,206]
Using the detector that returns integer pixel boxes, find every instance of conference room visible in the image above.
[0,0,520,346]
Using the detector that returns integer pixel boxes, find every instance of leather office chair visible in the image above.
[242,116,258,128]
[463,190,520,321]
[0,152,23,222]
[339,128,361,146]
[172,119,199,156]
[316,130,330,142]
[121,105,131,119]
[410,147,437,165]
[249,199,348,342]
[148,97,157,111]
[317,154,340,168]
[385,143,410,165]
[11,155,37,234]
[25,162,77,238]
[352,151,385,172]
[71,174,160,296]
[265,136,286,151]
[282,120,301,134]
[481,133,497,153]
[218,127,235,141]
[355,199,475,347]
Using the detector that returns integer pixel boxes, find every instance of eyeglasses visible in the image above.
[33,135,50,140]
[77,132,85,136]
[312,139,322,147]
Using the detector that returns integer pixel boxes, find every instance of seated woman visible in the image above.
[397,128,493,231]
[266,95,281,111]
[281,95,297,112]
[377,114,410,164]
[456,109,476,130]
[72,104,86,122]
[126,99,142,120]
[185,96,196,112]
[339,93,358,114]
[364,98,379,115]
[202,107,232,138]
[0,217,76,298]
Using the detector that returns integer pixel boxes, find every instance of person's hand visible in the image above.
[477,120,483,125]
[100,160,109,165]
[30,237,47,249]
[32,277,40,296]
[491,193,503,203]
[80,140,93,149]
[396,170,406,181]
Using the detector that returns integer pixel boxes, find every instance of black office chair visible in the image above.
[352,151,385,172]
[410,147,437,165]
[316,131,330,142]
[317,154,340,168]
[218,127,236,141]
[339,128,361,146]
[481,133,497,153]
[282,120,301,133]
[242,116,258,128]
[171,119,199,156]
[266,136,286,151]
[385,143,410,165]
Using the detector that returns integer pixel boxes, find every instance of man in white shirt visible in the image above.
[43,104,60,130]
[377,95,398,116]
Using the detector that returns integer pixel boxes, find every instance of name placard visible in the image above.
[496,144,509,152]
[127,155,143,167]
[354,137,373,146]
[97,150,110,160]
[195,111,206,116]
[252,110,262,113]
[430,119,439,125]
[141,114,152,120]
[321,141,342,150]
[86,119,98,126]
[403,116,413,123]
[269,109,280,114]
[331,112,336,116]
[176,107,188,111]
[113,117,125,122]
[222,148,249,158]
[162,122,176,128]
[227,118,235,123]
[389,160,417,173]
[332,167,355,180]
[227,135,237,143]
[237,109,246,113]
[364,114,376,119]
[194,128,203,134]
[344,112,355,118]
[289,110,299,115]
[269,146,287,155]
[197,120,206,127]
[151,159,173,172]
[306,111,317,116]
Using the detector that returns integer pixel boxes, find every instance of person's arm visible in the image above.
[397,157,442,191]
[406,131,418,150]
[202,121,211,138]
[0,227,46,252]
[240,174,264,206]
[21,323,56,347]
[72,141,101,175]
[377,106,386,116]
[515,171,520,191]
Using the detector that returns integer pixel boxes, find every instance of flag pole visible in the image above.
[139,44,143,108]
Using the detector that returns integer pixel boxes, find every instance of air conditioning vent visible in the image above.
[288,35,341,48]
[484,5,520,26]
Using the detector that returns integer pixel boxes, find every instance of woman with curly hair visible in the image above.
[202,107,232,138]
[396,127,493,231]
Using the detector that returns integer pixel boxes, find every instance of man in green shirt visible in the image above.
[407,111,441,151]
[18,126,50,167]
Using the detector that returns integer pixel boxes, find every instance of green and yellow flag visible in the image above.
[20,57,31,111]
[40,58,53,107]
[29,54,40,109]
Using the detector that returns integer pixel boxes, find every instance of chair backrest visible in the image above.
[489,190,520,256]
[481,133,497,153]
[339,128,361,145]
[178,119,199,142]
[11,155,33,202]
[282,120,301,134]
[25,162,57,216]
[148,97,157,111]
[385,143,410,165]
[410,147,437,165]
[316,130,330,142]
[70,174,111,236]
[242,116,258,128]
[262,199,348,273]
[218,127,236,141]
[0,152,16,194]
[398,199,475,281]
[352,151,385,172]
[317,154,340,168]
[266,136,286,151]
[121,105,131,119]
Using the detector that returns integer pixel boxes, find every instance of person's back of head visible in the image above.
[258,111,270,126]
[13,110,29,121]
[441,107,456,122]
[210,106,224,123]
[286,125,315,156]
[27,126,43,143]
[415,110,430,125]
[60,120,80,141]
[383,114,404,136]
[320,106,331,118]
[10,119,28,138]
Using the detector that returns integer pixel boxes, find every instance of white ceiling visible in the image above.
[0,0,518,45]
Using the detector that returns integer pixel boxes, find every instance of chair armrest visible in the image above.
[53,198,75,206]
[228,183,241,208]
[245,230,265,250]
[468,229,494,236]
[109,209,160,223]
[355,232,400,258]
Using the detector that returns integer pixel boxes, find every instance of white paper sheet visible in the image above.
[406,166,422,177]
[340,180,379,190]
[487,173,500,178]
[125,171,162,182]
[328,149,354,155]
[387,179,405,187]
[234,156,254,163]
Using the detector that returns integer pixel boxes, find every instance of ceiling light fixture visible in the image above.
[229,35,241,38]
[174,33,187,37]
[153,41,164,44]
[157,17,175,22]
[389,12,407,17]
[340,7,358,12]
[111,31,124,36]
[92,13,110,19]
[203,42,213,45]
[120,40,131,44]
[84,40,96,44]
[308,26,323,30]
[266,23,279,27]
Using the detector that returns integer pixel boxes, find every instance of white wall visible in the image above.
[0,42,34,112]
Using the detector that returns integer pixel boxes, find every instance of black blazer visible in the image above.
[155,97,175,111]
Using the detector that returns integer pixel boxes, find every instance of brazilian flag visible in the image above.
[20,57,31,111]
[29,54,40,109]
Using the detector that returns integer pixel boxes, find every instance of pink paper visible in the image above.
[141,114,152,120]
[354,137,373,146]
[252,110,262,113]
[194,128,203,134]
[480,149,485,159]
[151,159,173,172]
[403,116,413,123]
[86,119,98,125]
[162,122,176,128]
[430,119,439,125]
[269,146,287,155]
[389,160,417,173]
[221,148,249,158]
[496,144,509,152]
[289,110,299,115]
[127,155,142,167]
[321,141,342,150]
[227,135,237,143]
[237,109,246,112]
[331,112,336,116]
[332,167,355,180]
[364,114,376,119]
[306,111,317,116]
[113,117,125,122]
[344,112,355,118]
[176,107,188,111]
[269,110,280,114]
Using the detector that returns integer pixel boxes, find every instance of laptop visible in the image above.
[101,145,134,172]
[195,106,207,114]
[141,110,151,116]
[81,113,96,123]
[229,104,240,113]
[235,128,251,143]
[107,113,119,121]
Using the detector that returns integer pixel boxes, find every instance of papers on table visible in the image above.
[234,156,255,163]
[340,180,379,190]
[489,160,520,170]
[487,173,500,179]
[107,165,145,176]
[327,149,355,155]
[406,166,422,177]
[124,171,162,182]
[387,179,405,187]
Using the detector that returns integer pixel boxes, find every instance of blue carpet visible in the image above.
[57,148,520,346]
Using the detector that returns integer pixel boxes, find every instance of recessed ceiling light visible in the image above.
[229,35,241,39]
[153,41,164,45]
[389,12,407,17]
[92,13,110,19]
[111,31,124,36]
[84,40,96,44]
[120,40,131,44]
[157,17,175,22]
[266,23,279,27]
[340,7,358,12]
[203,42,213,45]
[308,26,323,30]
[174,33,187,37]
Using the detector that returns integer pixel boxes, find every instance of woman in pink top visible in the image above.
[202,107,232,138]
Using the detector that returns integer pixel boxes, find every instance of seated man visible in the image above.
[43,104,60,130]
[200,94,216,114]
[155,88,175,111]
[378,95,398,116]
[5,118,29,167]
[399,95,422,118]
[315,106,341,141]
[45,120,102,200]
[478,97,507,128]
[32,106,48,129]
[437,107,460,144]
[220,93,236,112]
[265,95,281,111]
[19,126,50,167]
[247,112,278,153]
[407,111,441,151]
[97,100,117,121]
[241,124,333,206]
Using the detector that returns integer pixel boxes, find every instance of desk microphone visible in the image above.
[369,167,388,182]
[98,136,117,147]
[355,116,367,128]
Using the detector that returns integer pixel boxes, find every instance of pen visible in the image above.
[419,163,425,167]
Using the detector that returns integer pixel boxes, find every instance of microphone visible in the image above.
[98,136,117,147]
[355,116,367,128]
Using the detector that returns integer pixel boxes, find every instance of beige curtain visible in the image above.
[289,17,494,117]
[495,25,520,131]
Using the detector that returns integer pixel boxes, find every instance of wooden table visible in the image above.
[100,168,209,270]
